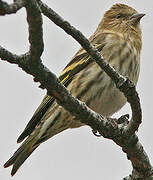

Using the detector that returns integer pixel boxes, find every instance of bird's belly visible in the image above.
[88,85,127,116]
[70,84,127,128]
[68,63,128,123]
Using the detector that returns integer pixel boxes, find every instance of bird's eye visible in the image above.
[116,13,122,19]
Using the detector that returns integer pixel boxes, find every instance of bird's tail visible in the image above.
[4,102,73,176]
[4,135,39,176]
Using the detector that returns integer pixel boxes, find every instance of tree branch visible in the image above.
[0,0,25,15]
[25,0,44,59]
[0,0,152,179]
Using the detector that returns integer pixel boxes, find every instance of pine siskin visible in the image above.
[4,3,145,176]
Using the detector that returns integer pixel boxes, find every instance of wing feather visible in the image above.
[17,36,106,143]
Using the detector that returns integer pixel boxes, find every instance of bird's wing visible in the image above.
[17,34,106,143]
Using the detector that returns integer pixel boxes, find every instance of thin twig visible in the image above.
[0,0,25,15]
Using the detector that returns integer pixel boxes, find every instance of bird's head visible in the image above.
[98,4,145,37]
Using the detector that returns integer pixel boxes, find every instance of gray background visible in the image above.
[0,0,153,179]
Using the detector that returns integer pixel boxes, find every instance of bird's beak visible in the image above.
[130,13,145,24]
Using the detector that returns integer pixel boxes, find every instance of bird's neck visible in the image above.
[100,29,142,54]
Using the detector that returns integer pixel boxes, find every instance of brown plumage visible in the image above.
[4,3,144,176]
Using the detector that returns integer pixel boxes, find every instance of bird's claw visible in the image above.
[92,129,101,137]
[118,114,129,124]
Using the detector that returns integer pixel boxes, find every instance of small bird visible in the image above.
[4,3,145,176]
